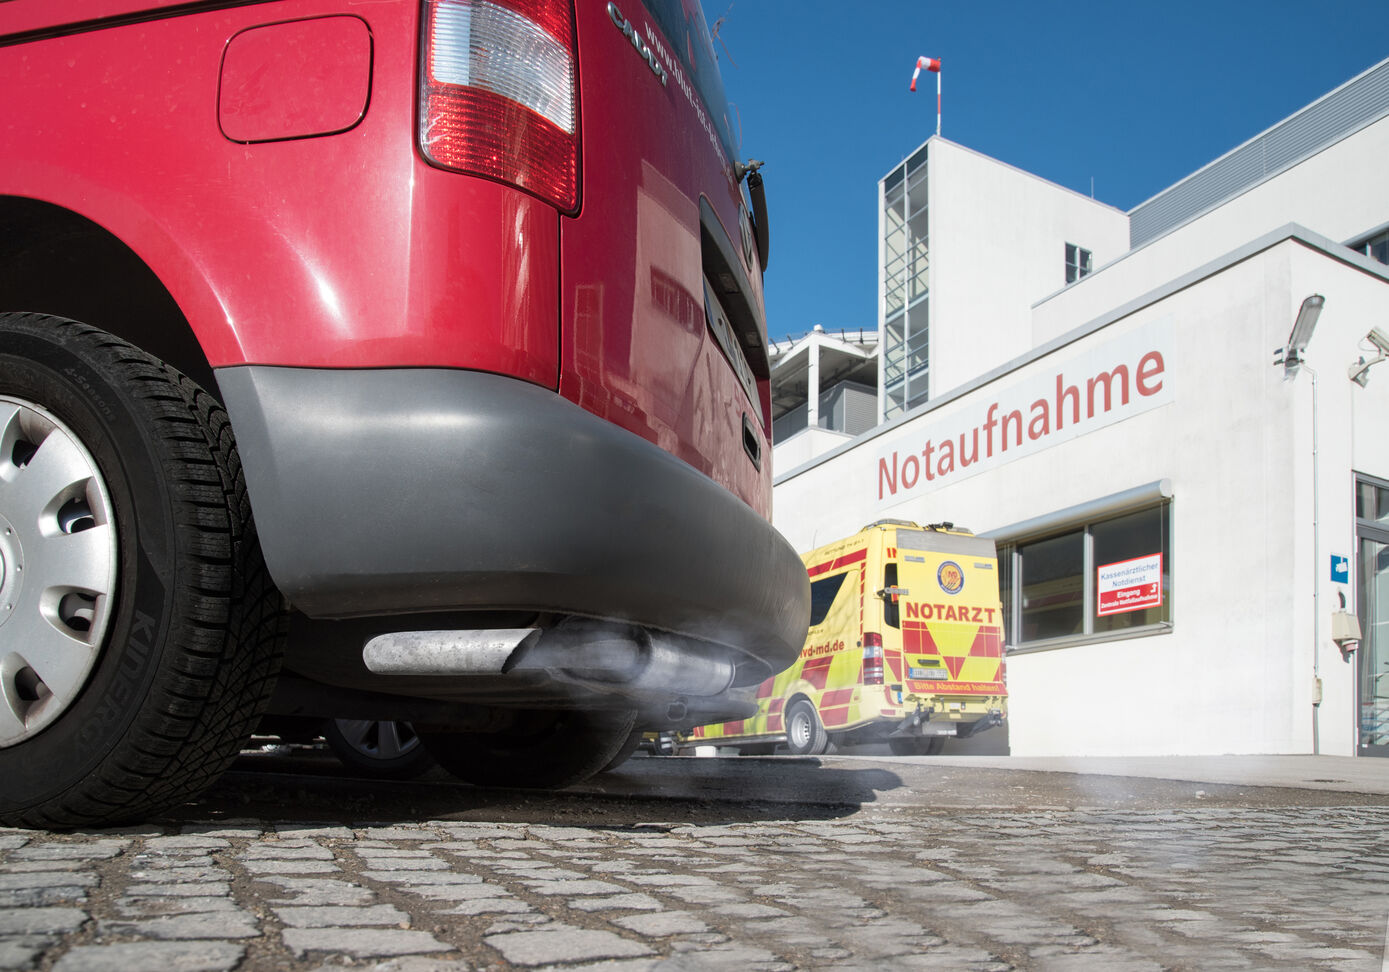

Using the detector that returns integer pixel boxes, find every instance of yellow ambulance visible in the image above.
[689,520,1007,755]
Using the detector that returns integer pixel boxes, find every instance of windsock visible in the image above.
[909,56,940,91]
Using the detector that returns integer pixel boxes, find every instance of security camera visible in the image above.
[1349,329,1389,387]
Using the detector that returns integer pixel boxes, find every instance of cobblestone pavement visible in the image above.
[3,788,1388,971]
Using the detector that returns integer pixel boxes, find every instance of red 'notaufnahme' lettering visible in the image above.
[878,349,1164,500]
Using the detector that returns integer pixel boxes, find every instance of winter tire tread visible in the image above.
[0,313,287,829]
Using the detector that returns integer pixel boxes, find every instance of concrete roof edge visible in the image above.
[770,330,879,371]
[1127,55,1389,216]
[880,135,1128,216]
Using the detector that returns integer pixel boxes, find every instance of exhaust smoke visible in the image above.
[511,621,737,699]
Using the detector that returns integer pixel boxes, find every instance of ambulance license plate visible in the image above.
[908,667,947,680]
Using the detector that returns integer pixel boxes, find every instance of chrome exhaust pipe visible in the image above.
[362,628,538,674]
[360,621,736,700]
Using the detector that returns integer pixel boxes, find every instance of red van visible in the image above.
[0,0,807,826]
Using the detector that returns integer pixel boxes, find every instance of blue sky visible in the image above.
[698,1,1387,342]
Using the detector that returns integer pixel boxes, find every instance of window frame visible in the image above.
[1065,243,1093,284]
[999,501,1173,654]
[1354,471,1389,754]
[1348,224,1389,266]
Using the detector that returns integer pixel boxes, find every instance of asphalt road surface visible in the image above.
[2,751,1388,970]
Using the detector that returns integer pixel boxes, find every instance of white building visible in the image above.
[773,57,1389,758]
[878,139,1128,418]
[768,326,879,472]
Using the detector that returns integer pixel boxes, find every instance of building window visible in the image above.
[1065,243,1093,284]
[1350,227,1389,266]
[999,502,1171,650]
[1018,529,1085,640]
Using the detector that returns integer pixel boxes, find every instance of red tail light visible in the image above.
[862,632,884,686]
[420,0,580,212]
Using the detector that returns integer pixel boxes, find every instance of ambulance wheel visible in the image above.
[889,736,946,756]
[0,313,285,828]
[421,708,638,788]
[784,699,829,756]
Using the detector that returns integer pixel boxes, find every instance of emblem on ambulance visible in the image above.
[937,561,964,595]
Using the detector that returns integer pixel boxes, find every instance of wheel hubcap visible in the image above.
[790,713,808,748]
[337,719,421,760]
[0,397,118,747]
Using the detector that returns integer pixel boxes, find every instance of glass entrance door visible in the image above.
[1356,478,1389,756]
[1359,538,1389,754]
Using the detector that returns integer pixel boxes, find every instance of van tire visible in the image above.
[323,719,434,780]
[784,698,829,756]
[421,708,638,788]
[599,728,644,773]
[0,313,285,828]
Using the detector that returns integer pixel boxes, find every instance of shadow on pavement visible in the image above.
[164,751,907,827]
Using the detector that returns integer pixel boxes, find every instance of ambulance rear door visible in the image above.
[892,529,1006,699]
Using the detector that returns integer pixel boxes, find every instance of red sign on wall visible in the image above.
[1096,553,1163,616]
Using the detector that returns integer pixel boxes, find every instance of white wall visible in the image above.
[1031,116,1389,347]
[1287,245,1389,754]
[771,426,854,473]
[775,237,1389,757]
[927,140,1129,395]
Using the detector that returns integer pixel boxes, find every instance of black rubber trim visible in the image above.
[216,366,809,669]
[0,0,283,49]
[699,197,769,379]
[747,169,770,272]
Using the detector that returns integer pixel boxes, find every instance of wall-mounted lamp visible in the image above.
[1274,294,1324,379]
[1274,295,1327,749]
[1348,326,1389,387]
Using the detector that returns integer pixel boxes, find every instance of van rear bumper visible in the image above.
[889,708,1007,738]
[216,366,809,677]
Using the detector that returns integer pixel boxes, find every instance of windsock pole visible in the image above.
[909,56,942,136]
